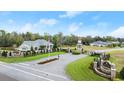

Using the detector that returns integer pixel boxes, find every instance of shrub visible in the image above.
[72,50,81,55]
[1,47,14,50]
[83,50,87,54]
[61,48,68,53]
[120,67,124,79]
[81,48,83,53]
[2,51,8,57]
[9,52,12,56]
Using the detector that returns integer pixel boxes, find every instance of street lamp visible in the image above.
[48,36,51,60]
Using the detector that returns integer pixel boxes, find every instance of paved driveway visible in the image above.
[0,53,87,81]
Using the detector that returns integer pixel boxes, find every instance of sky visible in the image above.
[0,11,124,38]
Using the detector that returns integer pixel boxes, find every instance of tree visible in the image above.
[44,33,49,41]
[120,67,124,79]
[0,29,124,48]
[39,45,46,50]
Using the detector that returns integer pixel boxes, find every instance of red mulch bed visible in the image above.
[38,58,58,64]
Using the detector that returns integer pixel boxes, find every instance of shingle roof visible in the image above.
[19,39,53,48]
[90,41,111,45]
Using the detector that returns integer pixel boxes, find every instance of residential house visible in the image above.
[17,39,54,52]
[90,41,112,47]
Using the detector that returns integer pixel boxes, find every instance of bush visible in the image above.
[0,47,14,50]
[120,67,124,79]
[72,50,81,55]
[61,48,69,53]
[2,51,8,57]
[83,50,87,54]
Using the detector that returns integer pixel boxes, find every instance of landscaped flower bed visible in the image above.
[38,58,58,64]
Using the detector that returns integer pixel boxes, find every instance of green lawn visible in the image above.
[83,45,110,51]
[0,52,65,63]
[65,56,108,81]
[108,50,124,80]
[65,49,124,81]
[61,45,110,51]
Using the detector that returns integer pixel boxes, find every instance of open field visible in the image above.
[83,45,111,51]
[65,56,108,81]
[0,52,65,63]
[61,45,111,51]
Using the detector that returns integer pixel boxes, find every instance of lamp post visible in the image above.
[48,36,51,60]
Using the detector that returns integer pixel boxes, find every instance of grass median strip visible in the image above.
[0,52,65,63]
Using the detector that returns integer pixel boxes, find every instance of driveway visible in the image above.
[0,53,87,81]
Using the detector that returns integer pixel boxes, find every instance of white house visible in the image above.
[17,39,54,52]
[90,41,112,47]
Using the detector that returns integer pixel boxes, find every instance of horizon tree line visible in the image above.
[0,30,124,48]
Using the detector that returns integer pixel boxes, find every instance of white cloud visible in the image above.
[73,22,109,37]
[110,26,124,38]
[20,23,33,33]
[68,22,82,32]
[92,14,102,21]
[39,18,57,25]
[19,18,58,33]
[8,19,14,24]
[59,11,83,18]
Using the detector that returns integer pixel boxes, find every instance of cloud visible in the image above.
[8,19,14,24]
[20,23,33,33]
[74,22,109,37]
[39,18,58,25]
[59,11,83,18]
[110,26,124,38]
[68,22,83,32]
[92,14,102,21]
[19,18,58,33]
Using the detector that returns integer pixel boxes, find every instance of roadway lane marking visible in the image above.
[19,63,30,66]
[0,63,53,81]
[13,64,68,80]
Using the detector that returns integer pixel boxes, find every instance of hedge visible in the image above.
[72,50,81,55]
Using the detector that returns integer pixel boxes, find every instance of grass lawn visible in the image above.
[0,52,65,63]
[65,56,108,81]
[108,50,124,80]
[83,45,110,51]
[61,45,110,51]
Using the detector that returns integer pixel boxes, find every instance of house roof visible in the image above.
[25,39,53,46]
[23,39,53,46]
[18,39,53,50]
[90,41,111,45]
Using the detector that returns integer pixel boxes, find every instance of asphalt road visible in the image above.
[0,48,123,81]
[0,53,87,81]
[0,73,17,81]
